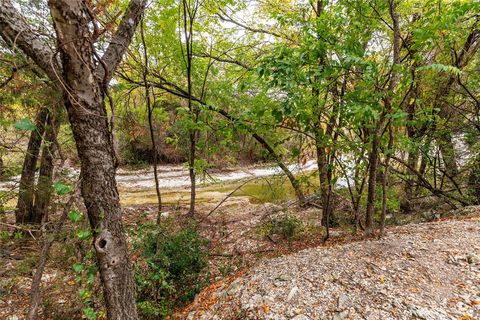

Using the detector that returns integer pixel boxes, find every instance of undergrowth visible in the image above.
[133,220,209,319]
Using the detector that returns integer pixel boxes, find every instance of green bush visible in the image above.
[258,215,304,244]
[134,222,209,319]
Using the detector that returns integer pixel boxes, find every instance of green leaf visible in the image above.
[82,307,96,320]
[13,118,36,131]
[76,229,91,241]
[72,263,84,273]
[68,210,83,223]
[53,182,72,195]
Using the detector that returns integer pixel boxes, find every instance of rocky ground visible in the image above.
[182,210,480,320]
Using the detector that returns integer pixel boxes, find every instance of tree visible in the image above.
[0,0,146,318]
[16,108,49,224]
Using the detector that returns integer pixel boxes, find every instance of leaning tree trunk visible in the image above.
[16,108,49,224]
[32,114,59,224]
[1,0,146,318]
[48,1,144,318]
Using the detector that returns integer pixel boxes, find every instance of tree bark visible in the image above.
[32,113,59,224]
[0,153,4,179]
[468,152,480,204]
[47,1,142,318]
[1,0,145,317]
[16,108,49,224]
[364,126,381,236]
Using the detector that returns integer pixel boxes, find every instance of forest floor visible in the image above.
[1,199,479,319]
[1,164,479,319]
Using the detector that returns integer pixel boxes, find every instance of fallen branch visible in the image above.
[206,177,258,218]
[0,222,39,240]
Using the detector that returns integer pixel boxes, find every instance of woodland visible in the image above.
[0,0,479,319]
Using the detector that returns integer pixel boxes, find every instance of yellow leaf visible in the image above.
[379,275,385,284]
[263,303,269,314]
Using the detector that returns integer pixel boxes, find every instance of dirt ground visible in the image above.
[1,197,478,320]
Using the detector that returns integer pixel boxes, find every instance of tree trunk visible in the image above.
[140,18,162,222]
[1,0,145,317]
[252,133,306,204]
[380,126,393,237]
[32,113,59,224]
[468,152,480,204]
[16,108,49,224]
[438,130,458,178]
[0,153,4,179]
[48,1,144,318]
[365,128,380,236]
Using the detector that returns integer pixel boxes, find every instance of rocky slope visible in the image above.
[184,212,480,320]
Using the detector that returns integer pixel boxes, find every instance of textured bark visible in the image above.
[32,114,59,224]
[0,0,59,84]
[1,2,146,314]
[46,1,144,318]
[16,108,49,224]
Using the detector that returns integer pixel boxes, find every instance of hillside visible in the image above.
[183,211,480,320]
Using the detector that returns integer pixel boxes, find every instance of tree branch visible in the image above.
[0,0,60,84]
[96,0,147,83]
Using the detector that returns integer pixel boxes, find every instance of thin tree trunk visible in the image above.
[380,126,393,237]
[468,152,480,204]
[32,114,59,224]
[16,108,49,224]
[140,17,162,222]
[364,126,381,236]
[438,130,458,178]
[182,0,198,215]
[252,133,306,204]
[366,0,400,236]
[27,188,77,320]
[0,154,4,179]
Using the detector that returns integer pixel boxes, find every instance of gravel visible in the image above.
[184,215,480,319]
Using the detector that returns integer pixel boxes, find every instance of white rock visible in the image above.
[287,286,298,302]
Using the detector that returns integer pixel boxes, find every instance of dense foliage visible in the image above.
[0,0,479,318]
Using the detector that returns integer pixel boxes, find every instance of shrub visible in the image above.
[134,222,209,319]
[258,215,304,245]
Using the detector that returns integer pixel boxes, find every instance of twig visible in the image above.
[0,222,39,240]
[205,177,258,218]
[27,182,80,320]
